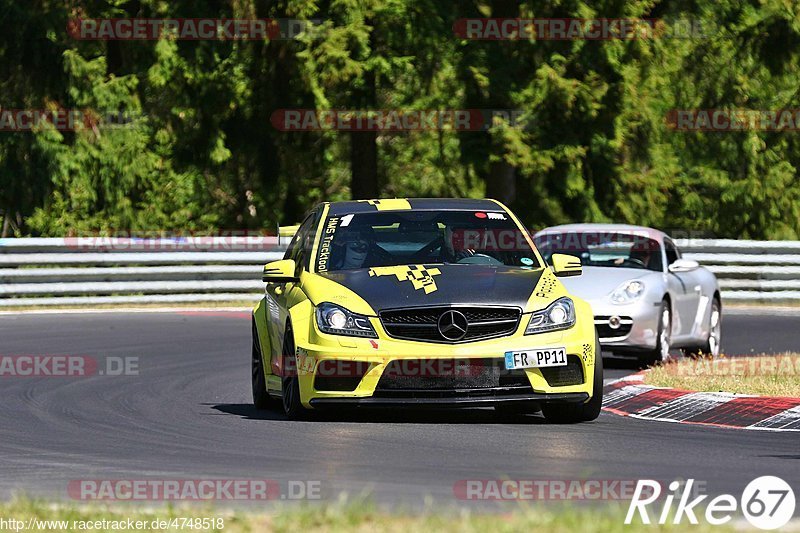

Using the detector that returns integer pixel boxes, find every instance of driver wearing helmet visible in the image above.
[332,227,373,270]
[443,225,476,263]
[613,244,653,269]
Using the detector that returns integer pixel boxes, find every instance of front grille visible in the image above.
[380,306,520,343]
[374,358,532,398]
[595,315,633,339]
[539,355,584,387]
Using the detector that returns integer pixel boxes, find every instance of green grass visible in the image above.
[646,353,800,397]
[0,497,743,533]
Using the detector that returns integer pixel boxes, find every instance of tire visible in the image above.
[251,318,272,410]
[641,300,671,367]
[682,297,722,358]
[541,333,603,423]
[280,323,310,420]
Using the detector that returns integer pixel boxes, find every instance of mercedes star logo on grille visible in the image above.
[437,310,469,341]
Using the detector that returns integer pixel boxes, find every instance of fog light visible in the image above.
[608,315,621,330]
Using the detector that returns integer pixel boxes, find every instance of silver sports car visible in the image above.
[533,224,721,365]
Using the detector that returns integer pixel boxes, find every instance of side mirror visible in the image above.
[551,253,582,277]
[262,259,299,283]
[668,259,699,273]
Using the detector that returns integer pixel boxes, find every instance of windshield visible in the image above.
[316,210,541,272]
[535,231,663,272]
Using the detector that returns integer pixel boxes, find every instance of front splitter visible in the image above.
[309,391,589,408]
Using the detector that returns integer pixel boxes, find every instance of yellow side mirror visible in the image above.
[262,259,298,283]
[551,253,582,277]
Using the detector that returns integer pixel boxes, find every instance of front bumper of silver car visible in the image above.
[585,298,661,353]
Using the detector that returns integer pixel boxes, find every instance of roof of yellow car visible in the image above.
[324,198,503,216]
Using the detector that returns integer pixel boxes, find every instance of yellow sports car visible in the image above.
[252,198,602,423]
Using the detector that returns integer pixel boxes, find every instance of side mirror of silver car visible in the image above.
[668,258,700,273]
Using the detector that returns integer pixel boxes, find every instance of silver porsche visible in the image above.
[533,224,721,365]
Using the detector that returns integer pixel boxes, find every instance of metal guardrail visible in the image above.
[0,237,797,306]
[0,237,280,307]
[678,239,800,302]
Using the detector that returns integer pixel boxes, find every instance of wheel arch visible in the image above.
[252,298,272,360]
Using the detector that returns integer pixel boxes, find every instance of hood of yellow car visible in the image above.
[316,264,546,313]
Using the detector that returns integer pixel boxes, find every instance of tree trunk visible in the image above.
[1,211,9,238]
[486,160,516,204]
[349,49,378,200]
[350,131,378,199]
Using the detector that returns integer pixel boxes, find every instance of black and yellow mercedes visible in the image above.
[251,198,602,423]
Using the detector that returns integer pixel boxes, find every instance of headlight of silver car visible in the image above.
[315,302,377,338]
[610,280,645,304]
[525,297,576,334]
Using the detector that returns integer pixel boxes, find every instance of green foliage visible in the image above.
[1,0,799,238]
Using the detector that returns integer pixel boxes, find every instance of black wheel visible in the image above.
[641,300,671,366]
[541,333,603,423]
[682,297,722,358]
[280,323,309,420]
[251,318,272,410]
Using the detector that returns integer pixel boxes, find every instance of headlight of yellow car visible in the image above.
[525,297,576,334]
[315,302,378,338]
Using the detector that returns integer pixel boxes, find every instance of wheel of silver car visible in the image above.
[687,297,721,358]
[706,298,721,357]
[642,301,671,366]
[682,297,721,359]
[658,304,671,362]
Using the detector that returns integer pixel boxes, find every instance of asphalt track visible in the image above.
[0,310,798,508]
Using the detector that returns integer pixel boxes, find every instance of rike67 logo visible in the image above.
[626,476,796,530]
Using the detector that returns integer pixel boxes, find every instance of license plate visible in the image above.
[504,347,567,370]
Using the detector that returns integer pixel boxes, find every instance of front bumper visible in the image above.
[585,298,661,352]
[290,306,597,409]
